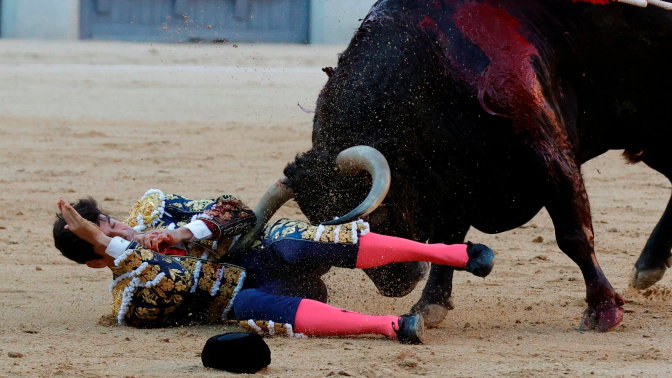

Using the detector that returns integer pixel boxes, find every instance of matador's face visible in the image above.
[97,214,135,241]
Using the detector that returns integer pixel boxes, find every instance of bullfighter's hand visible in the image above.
[58,197,111,255]
[133,227,193,253]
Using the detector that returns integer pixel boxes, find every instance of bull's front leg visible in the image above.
[411,264,456,326]
[545,160,624,332]
[410,224,469,327]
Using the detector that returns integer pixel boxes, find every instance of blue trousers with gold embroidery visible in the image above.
[230,221,362,323]
[233,238,359,297]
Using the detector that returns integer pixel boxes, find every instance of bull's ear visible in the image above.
[282,159,299,181]
[283,150,326,187]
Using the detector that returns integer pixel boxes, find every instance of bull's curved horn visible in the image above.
[226,178,294,257]
[321,146,391,225]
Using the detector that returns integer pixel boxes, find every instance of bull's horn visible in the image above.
[227,178,294,257]
[321,146,391,225]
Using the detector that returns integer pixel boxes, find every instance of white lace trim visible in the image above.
[313,224,326,241]
[285,324,307,339]
[357,219,370,236]
[222,271,246,320]
[285,323,295,337]
[267,321,275,336]
[210,266,225,296]
[117,277,141,325]
[617,0,672,10]
[110,271,133,292]
[109,260,148,292]
[190,251,209,294]
[191,213,214,222]
[333,225,342,243]
[245,319,306,338]
[619,0,648,6]
[247,319,263,333]
[190,261,203,294]
[113,248,135,267]
[114,262,166,325]
[111,262,149,292]
[647,0,672,10]
[350,221,358,243]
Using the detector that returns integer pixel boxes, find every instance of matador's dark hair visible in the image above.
[53,197,105,264]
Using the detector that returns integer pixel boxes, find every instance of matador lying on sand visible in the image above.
[54,189,494,344]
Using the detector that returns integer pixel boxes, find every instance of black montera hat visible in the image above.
[201,332,271,373]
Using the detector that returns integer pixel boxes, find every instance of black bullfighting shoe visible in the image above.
[394,313,425,345]
[465,242,495,278]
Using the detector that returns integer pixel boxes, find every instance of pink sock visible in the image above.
[356,233,468,269]
[293,299,399,338]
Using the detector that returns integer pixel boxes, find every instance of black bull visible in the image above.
[280,0,672,332]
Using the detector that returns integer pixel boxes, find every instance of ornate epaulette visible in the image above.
[124,189,166,232]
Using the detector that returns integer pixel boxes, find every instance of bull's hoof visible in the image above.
[631,254,672,290]
[579,293,625,332]
[630,266,667,291]
[411,298,454,327]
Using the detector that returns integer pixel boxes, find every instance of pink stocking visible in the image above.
[356,232,468,269]
[293,299,399,338]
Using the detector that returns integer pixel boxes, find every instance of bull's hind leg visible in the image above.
[631,151,672,290]
[545,158,624,332]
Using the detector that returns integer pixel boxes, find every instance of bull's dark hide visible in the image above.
[283,0,672,332]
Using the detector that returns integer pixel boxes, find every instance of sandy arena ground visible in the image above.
[0,40,671,377]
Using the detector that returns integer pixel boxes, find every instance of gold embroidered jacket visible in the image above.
[110,247,245,327]
[109,190,255,327]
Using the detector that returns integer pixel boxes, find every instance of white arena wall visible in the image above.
[0,0,375,44]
